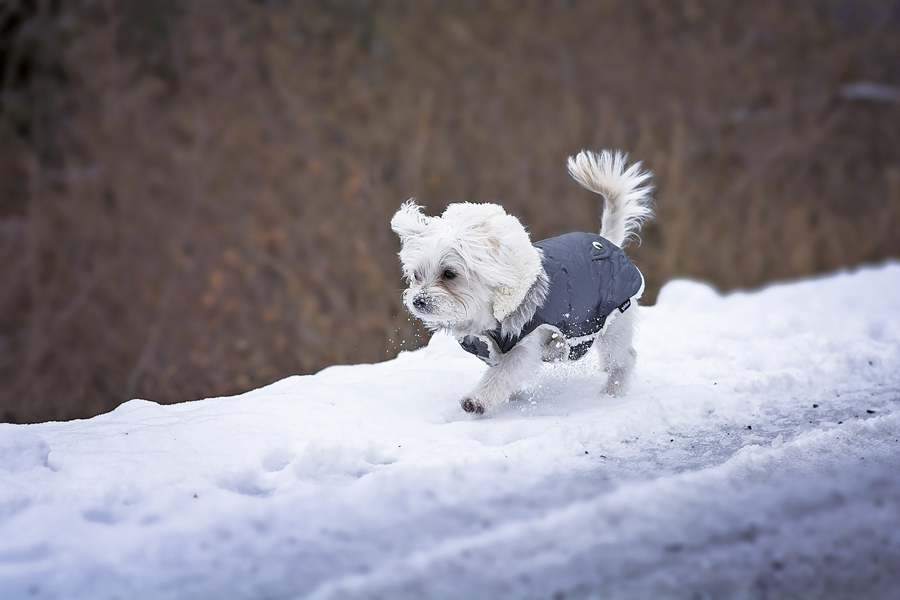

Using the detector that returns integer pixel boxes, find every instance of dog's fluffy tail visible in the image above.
[567,149,654,248]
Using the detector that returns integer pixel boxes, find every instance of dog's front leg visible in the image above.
[461,331,545,414]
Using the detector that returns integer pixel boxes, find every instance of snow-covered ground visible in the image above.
[2,263,899,600]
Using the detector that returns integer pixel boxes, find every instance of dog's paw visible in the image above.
[460,397,485,414]
[602,381,623,397]
[602,372,627,397]
[603,369,629,397]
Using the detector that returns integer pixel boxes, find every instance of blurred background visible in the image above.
[1,0,898,423]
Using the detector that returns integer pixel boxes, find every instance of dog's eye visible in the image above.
[443,269,456,280]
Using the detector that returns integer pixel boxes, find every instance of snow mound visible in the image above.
[0,428,51,474]
[1,262,899,599]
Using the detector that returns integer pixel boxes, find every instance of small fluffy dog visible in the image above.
[391,150,653,414]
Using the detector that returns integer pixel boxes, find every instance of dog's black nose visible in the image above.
[412,294,428,311]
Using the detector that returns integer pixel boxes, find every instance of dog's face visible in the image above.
[397,240,480,328]
[391,200,544,335]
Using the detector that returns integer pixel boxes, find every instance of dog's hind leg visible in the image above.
[595,303,638,396]
[461,330,547,414]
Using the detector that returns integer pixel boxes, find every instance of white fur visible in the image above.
[567,149,653,248]
[392,149,654,414]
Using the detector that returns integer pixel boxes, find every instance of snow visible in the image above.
[2,263,900,600]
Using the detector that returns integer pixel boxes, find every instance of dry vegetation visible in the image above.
[1,0,899,423]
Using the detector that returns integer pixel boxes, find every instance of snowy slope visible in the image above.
[1,263,899,600]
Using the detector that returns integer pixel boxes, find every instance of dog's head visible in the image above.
[390,200,544,335]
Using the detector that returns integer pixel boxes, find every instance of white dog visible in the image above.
[391,150,653,414]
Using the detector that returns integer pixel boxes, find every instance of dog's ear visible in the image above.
[391,199,432,242]
[442,203,545,323]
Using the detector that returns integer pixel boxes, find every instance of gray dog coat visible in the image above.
[459,232,643,364]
